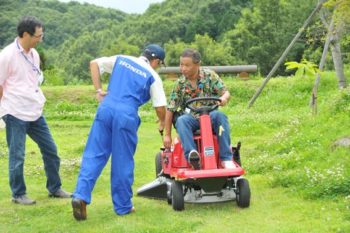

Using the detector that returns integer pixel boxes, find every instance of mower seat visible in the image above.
[193,129,216,136]
[193,129,201,136]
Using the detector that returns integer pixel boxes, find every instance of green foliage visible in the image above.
[238,74,350,199]
[285,59,320,78]
[100,38,140,57]
[223,0,319,75]
[303,1,350,71]
[341,33,350,65]
[42,85,98,120]
[57,30,116,82]
[165,34,238,66]
[183,0,252,42]
[0,0,127,49]
[0,0,348,85]
[329,86,350,114]
[324,0,350,24]
[43,67,65,86]
[0,15,17,46]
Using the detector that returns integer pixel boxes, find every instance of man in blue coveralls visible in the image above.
[71,44,167,221]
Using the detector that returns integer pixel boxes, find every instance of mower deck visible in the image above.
[184,188,236,203]
[136,176,239,203]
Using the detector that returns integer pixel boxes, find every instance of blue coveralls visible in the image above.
[73,56,155,215]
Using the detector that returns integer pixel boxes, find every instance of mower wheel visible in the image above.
[236,178,250,208]
[155,152,162,177]
[171,181,184,211]
[167,187,172,205]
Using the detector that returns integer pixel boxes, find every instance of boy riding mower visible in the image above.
[137,97,250,211]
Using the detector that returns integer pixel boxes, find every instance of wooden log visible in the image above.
[158,65,257,74]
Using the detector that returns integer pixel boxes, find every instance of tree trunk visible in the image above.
[310,16,333,114]
[320,7,348,89]
[330,29,347,89]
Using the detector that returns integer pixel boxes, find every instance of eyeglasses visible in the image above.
[31,33,44,38]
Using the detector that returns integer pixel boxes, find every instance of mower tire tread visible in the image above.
[171,181,184,211]
[236,178,250,208]
[155,152,162,177]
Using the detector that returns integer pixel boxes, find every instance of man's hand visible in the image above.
[96,90,107,102]
[163,135,172,149]
[219,96,228,106]
[219,90,230,106]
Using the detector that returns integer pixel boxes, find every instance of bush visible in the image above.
[43,68,65,86]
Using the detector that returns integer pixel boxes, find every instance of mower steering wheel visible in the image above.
[185,97,221,115]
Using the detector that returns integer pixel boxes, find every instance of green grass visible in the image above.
[0,73,349,232]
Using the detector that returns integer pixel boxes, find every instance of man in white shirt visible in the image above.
[0,86,4,129]
[72,44,167,221]
[0,16,71,205]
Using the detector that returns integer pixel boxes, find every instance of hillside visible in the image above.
[3,0,346,84]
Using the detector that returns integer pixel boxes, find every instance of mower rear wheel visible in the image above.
[171,181,184,211]
[235,178,250,208]
[155,152,162,177]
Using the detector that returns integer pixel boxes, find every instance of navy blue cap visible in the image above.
[143,44,165,64]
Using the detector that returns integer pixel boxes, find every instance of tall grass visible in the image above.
[222,74,350,200]
[0,73,349,232]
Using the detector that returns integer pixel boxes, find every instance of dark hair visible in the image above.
[17,16,43,38]
[142,50,156,62]
[181,48,201,64]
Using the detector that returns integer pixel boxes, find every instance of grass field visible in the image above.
[0,73,349,232]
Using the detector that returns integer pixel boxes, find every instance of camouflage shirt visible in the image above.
[167,68,227,116]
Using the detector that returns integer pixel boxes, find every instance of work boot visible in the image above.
[128,206,136,214]
[12,195,36,205]
[72,198,87,221]
[49,188,72,198]
[189,150,201,170]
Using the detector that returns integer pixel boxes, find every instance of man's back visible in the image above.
[105,55,155,108]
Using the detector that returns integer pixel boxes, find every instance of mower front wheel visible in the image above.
[155,152,162,177]
[171,180,184,211]
[167,186,172,205]
[235,178,250,208]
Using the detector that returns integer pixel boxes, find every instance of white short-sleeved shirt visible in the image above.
[94,55,166,107]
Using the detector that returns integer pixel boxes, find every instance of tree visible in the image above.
[184,0,252,42]
[248,0,325,108]
[321,0,349,88]
[224,0,318,75]
[164,34,237,66]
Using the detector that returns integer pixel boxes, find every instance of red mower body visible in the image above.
[161,113,245,179]
[137,97,250,211]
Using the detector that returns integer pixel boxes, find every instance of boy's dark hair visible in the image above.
[17,16,43,37]
[181,48,201,64]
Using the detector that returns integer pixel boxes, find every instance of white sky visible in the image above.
[58,0,164,14]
